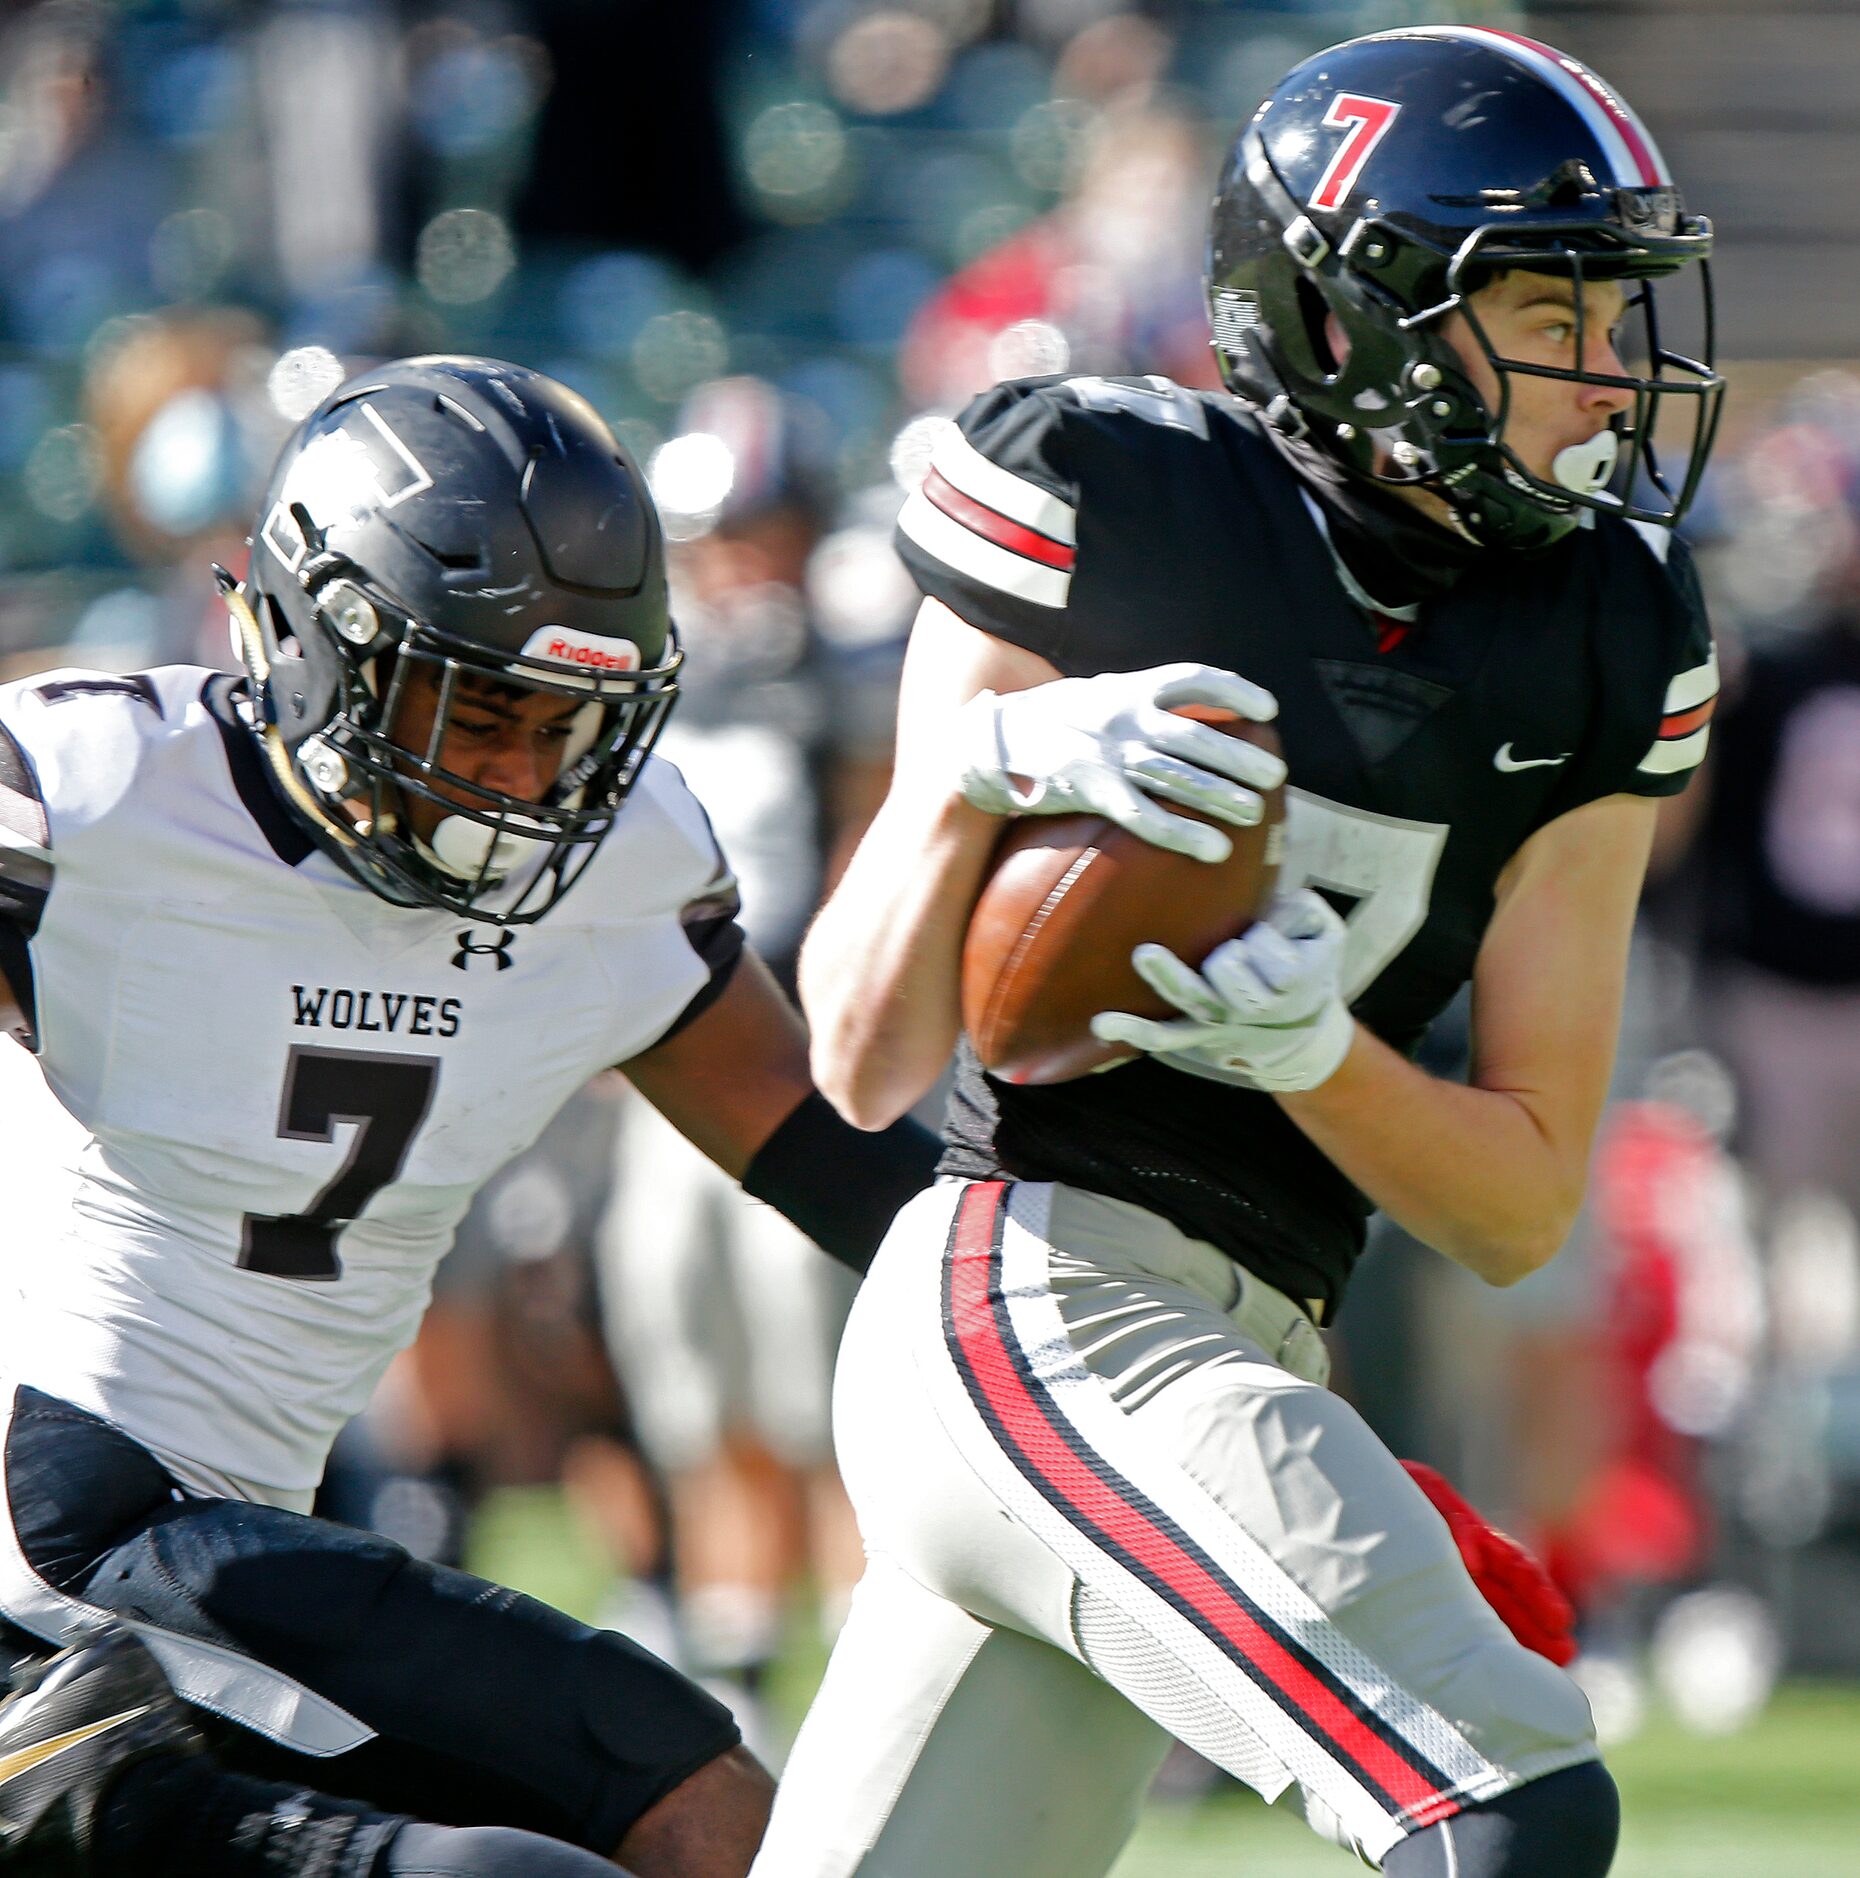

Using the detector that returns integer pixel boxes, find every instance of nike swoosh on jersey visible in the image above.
[1493,743,1570,772]
[0,1705,148,1787]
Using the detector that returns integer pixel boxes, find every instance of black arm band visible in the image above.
[742,1091,942,1275]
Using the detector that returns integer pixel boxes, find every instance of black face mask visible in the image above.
[1265,424,1488,610]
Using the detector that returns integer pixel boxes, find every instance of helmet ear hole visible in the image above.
[1294,278,1343,380]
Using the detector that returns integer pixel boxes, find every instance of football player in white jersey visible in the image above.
[0,357,938,1878]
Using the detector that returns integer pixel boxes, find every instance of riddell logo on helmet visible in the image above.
[521,626,642,672]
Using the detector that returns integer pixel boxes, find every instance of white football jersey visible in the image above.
[0,665,742,1509]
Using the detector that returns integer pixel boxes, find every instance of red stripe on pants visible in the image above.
[945,1183,1459,1827]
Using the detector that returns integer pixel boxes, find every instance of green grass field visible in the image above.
[1112,1684,1860,1876]
[469,1486,1860,1876]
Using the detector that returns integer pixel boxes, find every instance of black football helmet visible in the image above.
[1207,26,1723,549]
[230,355,680,923]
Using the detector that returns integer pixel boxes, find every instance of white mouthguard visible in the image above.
[1551,430,1620,495]
[426,813,552,882]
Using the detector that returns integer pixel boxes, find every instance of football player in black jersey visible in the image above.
[753,28,1721,1878]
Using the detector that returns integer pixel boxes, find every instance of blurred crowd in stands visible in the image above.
[4,0,1860,1771]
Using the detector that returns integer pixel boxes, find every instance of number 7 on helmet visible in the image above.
[1309,94,1402,211]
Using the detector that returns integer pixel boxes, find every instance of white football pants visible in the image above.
[751,1180,1600,1877]
[598,1093,855,1473]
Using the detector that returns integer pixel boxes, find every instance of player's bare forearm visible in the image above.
[622,949,815,1175]
[627,946,943,1274]
[1281,791,1657,1285]
[799,779,1001,1128]
[801,597,1062,1129]
[1277,1027,1592,1282]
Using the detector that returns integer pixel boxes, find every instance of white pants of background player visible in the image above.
[751,1180,1600,1877]
[599,1095,854,1477]
[598,1096,858,1677]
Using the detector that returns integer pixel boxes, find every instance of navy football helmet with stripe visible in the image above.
[1207,27,1722,549]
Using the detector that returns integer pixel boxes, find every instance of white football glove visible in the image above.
[1089,889,1355,1093]
[957,663,1284,863]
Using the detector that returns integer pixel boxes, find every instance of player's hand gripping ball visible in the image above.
[1091,888,1353,1094]
[962,691,1287,1086]
[1402,1461,1579,1667]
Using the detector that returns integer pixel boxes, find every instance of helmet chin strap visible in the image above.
[1550,428,1620,496]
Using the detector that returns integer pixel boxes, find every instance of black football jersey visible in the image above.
[896,374,1717,1314]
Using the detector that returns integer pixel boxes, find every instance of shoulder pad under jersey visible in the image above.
[895,374,1220,658]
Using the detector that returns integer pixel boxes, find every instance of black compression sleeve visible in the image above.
[741,1091,941,1275]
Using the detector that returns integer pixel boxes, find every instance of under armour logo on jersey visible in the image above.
[451,929,515,971]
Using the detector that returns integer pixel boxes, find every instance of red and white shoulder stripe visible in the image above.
[1639,642,1718,777]
[898,425,1078,610]
[1410,26,1671,188]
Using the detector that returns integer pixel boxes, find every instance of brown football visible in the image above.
[961,710,1286,1086]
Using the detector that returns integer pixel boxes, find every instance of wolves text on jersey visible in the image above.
[290,985,462,1038]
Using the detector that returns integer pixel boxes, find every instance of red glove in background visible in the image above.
[1401,1461,1578,1667]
